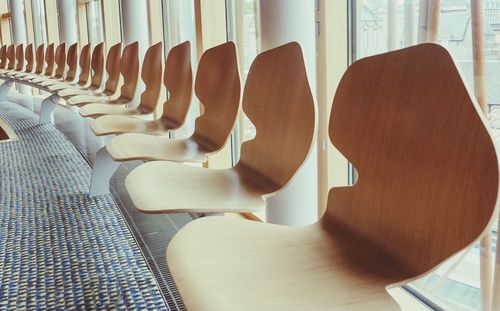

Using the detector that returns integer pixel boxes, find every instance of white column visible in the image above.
[404,0,416,46]
[259,0,318,226]
[9,0,31,96]
[387,0,398,50]
[120,0,150,107]
[57,0,79,45]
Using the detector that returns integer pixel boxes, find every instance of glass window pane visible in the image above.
[353,1,499,310]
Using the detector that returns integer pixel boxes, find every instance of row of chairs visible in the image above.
[0,41,498,310]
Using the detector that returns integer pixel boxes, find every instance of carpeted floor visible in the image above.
[0,100,169,310]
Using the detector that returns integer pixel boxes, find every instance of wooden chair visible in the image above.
[88,41,238,197]
[123,42,311,213]
[38,42,78,87]
[165,43,500,311]
[3,44,24,76]
[0,45,7,70]
[0,44,16,98]
[55,42,104,98]
[5,45,16,71]
[31,43,65,84]
[16,44,43,78]
[64,42,122,102]
[11,44,33,78]
[49,43,93,91]
[23,43,53,81]
[80,42,162,118]
[73,41,138,109]
[14,44,24,72]
[92,41,192,136]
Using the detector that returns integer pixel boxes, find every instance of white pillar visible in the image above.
[9,0,31,96]
[259,0,318,226]
[120,0,150,107]
[404,0,416,46]
[57,0,79,45]
[387,0,398,50]
[120,0,150,55]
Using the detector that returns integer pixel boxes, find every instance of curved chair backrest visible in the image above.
[0,45,7,69]
[44,43,55,76]
[324,43,499,283]
[118,41,139,101]
[102,42,122,94]
[6,44,15,70]
[53,43,67,78]
[89,42,105,89]
[14,44,24,71]
[137,42,163,113]
[24,44,34,72]
[64,43,78,81]
[235,42,315,193]
[161,41,193,128]
[76,43,91,85]
[34,44,45,74]
[192,42,240,152]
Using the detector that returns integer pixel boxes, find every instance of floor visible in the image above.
[8,91,191,310]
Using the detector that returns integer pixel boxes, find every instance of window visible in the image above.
[162,0,199,139]
[225,0,259,162]
[353,1,499,310]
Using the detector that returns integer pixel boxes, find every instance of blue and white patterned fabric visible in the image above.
[0,101,168,310]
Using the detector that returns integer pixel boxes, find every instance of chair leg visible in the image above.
[0,79,14,101]
[39,94,59,125]
[89,147,120,197]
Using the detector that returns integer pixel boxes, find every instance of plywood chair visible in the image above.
[14,44,24,72]
[0,45,7,70]
[88,41,238,197]
[92,41,192,136]
[5,45,16,71]
[80,42,162,118]
[31,43,65,84]
[55,42,104,98]
[23,43,53,81]
[64,42,122,102]
[16,44,42,79]
[165,43,500,311]
[49,43,93,91]
[1,44,23,95]
[75,41,138,110]
[38,42,78,87]
[123,42,311,213]
[3,44,24,76]
[10,44,33,78]
[0,45,16,98]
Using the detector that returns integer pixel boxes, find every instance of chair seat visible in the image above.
[125,161,266,213]
[21,73,44,81]
[32,76,63,86]
[4,70,21,77]
[38,77,67,87]
[13,72,31,78]
[92,115,173,136]
[107,133,209,162]
[66,93,112,106]
[79,103,141,118]
[58,87,102,98]
[167,217,402,311]
[47,82,81,91]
